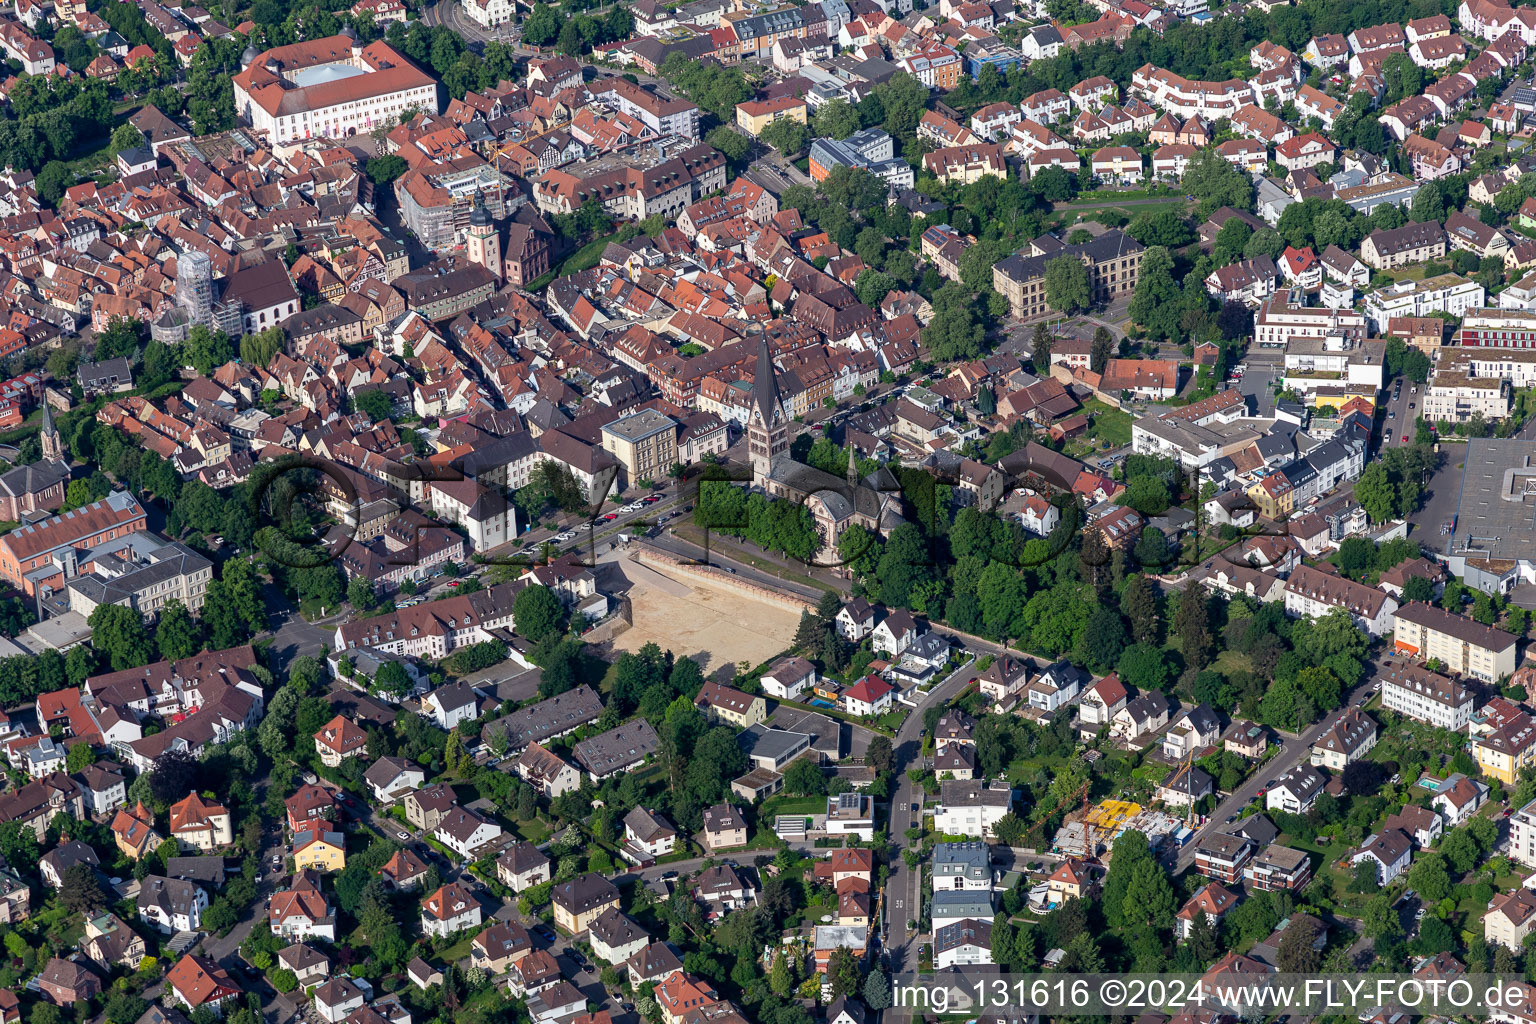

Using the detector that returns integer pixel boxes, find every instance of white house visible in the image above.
[622,806,677,860]
[825,792,876,840]
[841,675,894,717]
[1266,764,1325,814]
[421,883,482,938]
[1020,496,1060,536]
[1162,704,1221,760]
[432,808,503,860]
[934,918,994,969]
[760,656,818,700]
[1310,708,1378,770]
[422,680,480,731]
[1078,674,1128,735]
[933,780,1012,838]
[588,908,650,965]
[872,609,920,656]
[461,0,514,28]
[1351,829,1412,885]
[835,599,877,641]
[313,978,367,1024]
[364,757,425,805]
[1433,773,1489,827]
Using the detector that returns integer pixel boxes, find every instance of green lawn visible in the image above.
[1215,650,1253,676]
[1085,402,1133,447]
[760,795,827,818]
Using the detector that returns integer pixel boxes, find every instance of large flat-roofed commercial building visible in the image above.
[234,36,439,144]
[1443,438,1536,596]
[992,231,1144,320]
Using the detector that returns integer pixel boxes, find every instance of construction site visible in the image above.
[1050,798,1197,861]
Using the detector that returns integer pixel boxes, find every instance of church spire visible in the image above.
[747,331,788,481]
[750,332,782,429]
[40,397,62,463]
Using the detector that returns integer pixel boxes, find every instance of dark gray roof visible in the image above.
[0,458,67,499]
[572,719,661,777]
[994,231,1145,285]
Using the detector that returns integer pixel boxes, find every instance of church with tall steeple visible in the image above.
[749,333,905,561]
[746,334,788,481]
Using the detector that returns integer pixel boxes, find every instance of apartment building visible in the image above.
[601,409,678,489]
[1243,844,1313,892]
[1253,299,1366,349]
[1360,221,1447,270]
[1192,832,1254,884]
[0,491,147,595]
[1486,888,1536,949]
[1283,564,1397,635]
[334,583,520,659]
[1310,708,1378,770]
[1378,661,1474,730]
[1421,369,1511,423]
[1456,308,1536,347]
[1131,63,1253,118]
[1364,275,1485,330]
[1508,797,1536,867]
[588,79,700,139]
[933,780,1012,838]
[1393,601,1519,682]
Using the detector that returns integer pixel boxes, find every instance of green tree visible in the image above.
[705,125,751,164]
[863,969,892,1011]
[88,604,155,671]
[523,3,559,46]
[373,662,413,699]
[365,154,407,185]
[1043,254,1091,314]
[759,117,809,155]
[155,600,203,661]
[1174,586,1213,671]
[513,585,565,645]
[1101,830,1152,929]
[65,741,92,774]
[1129,245,1181,341]
[59,862,106,914]
[111,123,144,155]
[1090,326,1114,374]
[354,389,393,421]
[1032,323,1053,368]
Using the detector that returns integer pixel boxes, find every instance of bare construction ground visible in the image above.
[608,557,801,675]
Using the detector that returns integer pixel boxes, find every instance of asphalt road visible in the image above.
[883,653,999,971]
[1381,376,1419,448]
[631,531,830,601]
[1171,675,1378,874]
[263,605,344,668]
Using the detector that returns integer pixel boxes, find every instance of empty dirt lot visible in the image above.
[607,556,802,676]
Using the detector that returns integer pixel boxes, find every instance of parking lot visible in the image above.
[548,493,670,545]
[1236,352,1281,416]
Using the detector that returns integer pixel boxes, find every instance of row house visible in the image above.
[1131,64,1253,118]
[1294,85,1345,130]
[1021,89,1070,123]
